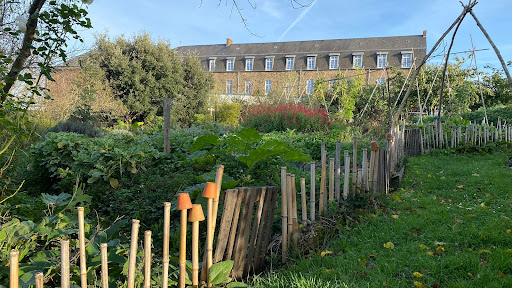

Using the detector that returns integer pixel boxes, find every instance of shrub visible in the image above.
[241,103,330,133]
[45,119,104,138]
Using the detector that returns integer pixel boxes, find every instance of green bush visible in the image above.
[462,104,512,124]
[45,120,104,138]
[216,101,241,127]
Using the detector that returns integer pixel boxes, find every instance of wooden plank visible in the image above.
[335,141,341,201]
[319,143,326,216]
[214,189,239,263]
[225,189,244,261]
[259,187,278,268]
[245,187,265,275]
[232,188,257,278]
[254,187,273,269]
[352,137,357,194]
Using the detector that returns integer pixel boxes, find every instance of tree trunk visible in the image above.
[1,0,47,105]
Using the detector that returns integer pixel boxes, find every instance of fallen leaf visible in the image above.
[413,272,423,278]
[384,242,395,250]
[505,249,512,254]
[436,246,445,253]
[480,202,486,208]
[419,244,429,250]
[472,173,480,177]
[468,273,476,279]
[426,251,435,256]
[433,241,446,246]
[467,214,476,218]
[368,254,377,258]
[498,271,506,278]
[479,249,492,254]
[506,229,511,234]
[321,251,333,257]
[428,174,432,178]
[413,281,425,288]
[326,269,335,273]
[391,214,399,219]
[457,184,464,189]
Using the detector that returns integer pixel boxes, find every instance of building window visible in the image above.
[377,53,387,69]
[226,58,235,71]
[265,57,274,71]
[401,52,412,68]
[329,54,339,69]
[245,80,252,95]
[376,78,386,84]
[353,53,363,69]
[226,80,233,94]
[245,57,254,71]
[306,79,314,95]
[209,59,216,72]
[286,56,295,70]
[265,80,272,95]
[307,56,316,70]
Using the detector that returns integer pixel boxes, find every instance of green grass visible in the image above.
[252,152,512,288]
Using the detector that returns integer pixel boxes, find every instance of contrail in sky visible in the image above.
[278,0,318,41]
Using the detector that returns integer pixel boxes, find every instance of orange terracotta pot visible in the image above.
[177,193,193,210]
[202,182,217,199]
[188,204,205,222]
[370,141,379,151]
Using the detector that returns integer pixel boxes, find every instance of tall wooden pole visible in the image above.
[61,240,70,288]
[127,219,140,288]
[300,177,307,225]
[143,231,152,288]
[352,137,357,194]
[35,272,44,288]
[9,249,19,288]
[100,243,108,288]
[280,166,288,262]
[335,141,341,201]
[319,143,326,215]
[329,158,335,201]
[310,162,316,222]
[77,207,87,288]
[162,202,171,288]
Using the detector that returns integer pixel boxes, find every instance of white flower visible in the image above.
[16,14,28,33]
[82,0,94,4]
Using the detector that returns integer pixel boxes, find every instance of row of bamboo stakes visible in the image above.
[423,118,511,152]
[280,125,405,261]
[9,166,225,288]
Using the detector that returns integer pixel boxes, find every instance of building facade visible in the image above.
[175,32,427,99]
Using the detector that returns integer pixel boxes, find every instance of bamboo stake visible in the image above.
[335,141,341,201]
[127,219,140,288]
[162,202,171,288]
[189,204,205,288]
[343,150,350,200]
[61,240,70,288]
[280,166,288,262]
[310,162,316,222]
[77,207,87,288]
[286,174,294,236]
[35,272,43,288]
[100,243,108,288]
[362,149,368,191]
[211,165,224,242]
[319,143,326,216]
[352,137,357,194]
[300,178,307,225]
[357,168,362,189]
[10,249,19,288]
[291,174,298,232]
[179,209,188,288]
[329,158,335,201]
[143,231,152,288]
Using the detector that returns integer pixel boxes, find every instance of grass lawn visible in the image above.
[252,151,512,287]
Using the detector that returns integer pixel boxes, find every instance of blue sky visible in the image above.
[78,0,512,68]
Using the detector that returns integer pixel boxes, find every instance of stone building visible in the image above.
[175,32,427,100]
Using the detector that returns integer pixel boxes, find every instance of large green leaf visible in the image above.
[235,128,261,144]
[209,260,234,285]
[191,135,220,152]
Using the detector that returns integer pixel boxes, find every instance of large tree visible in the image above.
[88,33,213,125]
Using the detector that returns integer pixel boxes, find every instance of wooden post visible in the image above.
[291,174,298,232]
[177,193,193,288]
[319,143,326,216]
[310,162,316,222]
[189,204,205,288]
[357,168,362,189]
[352,137,357,194]
[361,149,368,191]
[61,240,70,288]
[77,207,87,288]
[335,141,341,201]
[343,151,350,200]
[202,182,217,285]
[211,165,224,242]
[163,98,171,155]
[329,158,335,201]
[143,231,152,288]
[127,219,140,288]
[10,249,19,288]
[286,174,294,236]
[35,272,43,288]
[100,243,108,288]
[300,178,307,225]
[162,202,171,288]
[280,167,288,262]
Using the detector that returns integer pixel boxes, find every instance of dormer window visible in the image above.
[352,52,364,69]
[226,57,235,71]
[208,57,216,72]
[245,56,254,71]
[265,56,274,71]
[307,54,317,70]
[377,52,388,69]
[285,55,295,70]
[329,53,339,69]
[401,51,413,68]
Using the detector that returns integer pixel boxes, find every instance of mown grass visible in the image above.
[252,151,512,287]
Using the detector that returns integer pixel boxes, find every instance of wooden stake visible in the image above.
[61,240,70,288]
[127,219,140,288]
[319,143,326,216]
[162,202,171,288]
[211,165,224,240]
[291,174,298,232]
[280,166,288,263]
[329,158,335,201]
[77,207,87,288]
[286,173,294,236]
[10,249,19,288]
[352,137,357,194]
[343,151,350,200]
[35,272,43,288]
[189,204,205,288]
[310,162,316,222]
[143,231,152,288]
[362,149,368,191]
[179,209,188,288]
[300,178,307,225]
[100,243,108,288]
[335,141,341,201]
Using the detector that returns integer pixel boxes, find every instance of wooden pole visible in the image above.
[35,272,44,288]
[9,249,19,288]
[300,177,307,225]
[362,149,368,191]
[163,98,171,155]
[286,173,294,236]
[143,231,152,288]
[100,243,108,288]
[329,158,335,201]
[352,137,357,194]
[319,143,326,216]
[127,219,140,288]
[179,209,188,288]
[77,207,87,288]
[310,162,316,222]
[343,151,350,200]
[189,204,205,288]
[291,174,298,232]
[335,141,341,201]
[280,166,288,262]
[61,240,70,288]
[162,202,171,288]
[211,165,224,244]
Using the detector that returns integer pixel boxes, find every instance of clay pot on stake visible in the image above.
[189,204,205,287]
[202,182,217,285]
[177,193,193,288]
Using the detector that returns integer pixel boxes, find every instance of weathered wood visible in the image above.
[310,162,316,222]
[245,187,266,275]
[329,158,335,201]
[361,149,368,191]
[259,187,278,268]
[214,189,238,262]
[300,178,307,224]
[127,220,140,288]
[319,143,326,215]
[162,202,171,288]
[225,190,243,261]
[179,211,187,288]
[254,187,273,268]
[35,272,43,288]
[343,150,350,200]
[280,167,288,263]
[291,175,298,231]
[10,249,19,288]
[143,231,152,288]
[78,207,87,288]
[62,240,70,288]
[352,137,357,194]
[286,174,294,240]
[335,141,341,201]
[100,243,108,288]
[232,188,257,278]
